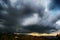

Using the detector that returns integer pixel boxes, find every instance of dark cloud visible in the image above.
[0,0,60,34]
[21,25,57,33]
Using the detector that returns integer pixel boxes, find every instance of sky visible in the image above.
[0,0,60,34]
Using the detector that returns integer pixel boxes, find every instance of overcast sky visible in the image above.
[0,0,60,34]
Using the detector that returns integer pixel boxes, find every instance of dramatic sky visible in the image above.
[0,0,60,34]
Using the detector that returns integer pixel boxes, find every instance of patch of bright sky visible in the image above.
[48,0,60,15]
[48,9,60,15]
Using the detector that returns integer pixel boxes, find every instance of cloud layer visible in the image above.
[0,0,60,33]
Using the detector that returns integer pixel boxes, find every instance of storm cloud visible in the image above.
[0,0,60,33]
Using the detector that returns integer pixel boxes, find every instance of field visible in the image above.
[0,33,58,40]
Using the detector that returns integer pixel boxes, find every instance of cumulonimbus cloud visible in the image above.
[0,0,60,33]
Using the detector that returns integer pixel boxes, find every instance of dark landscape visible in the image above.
[0,33,59,40]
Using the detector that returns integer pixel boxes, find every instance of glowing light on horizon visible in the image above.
[27,32,57,36]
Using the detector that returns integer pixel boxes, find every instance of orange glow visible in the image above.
[27,32,40,36]
[14,30,60,36]
[15,36,19,38]
[26,30,60,36]
[27,32,57,36]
